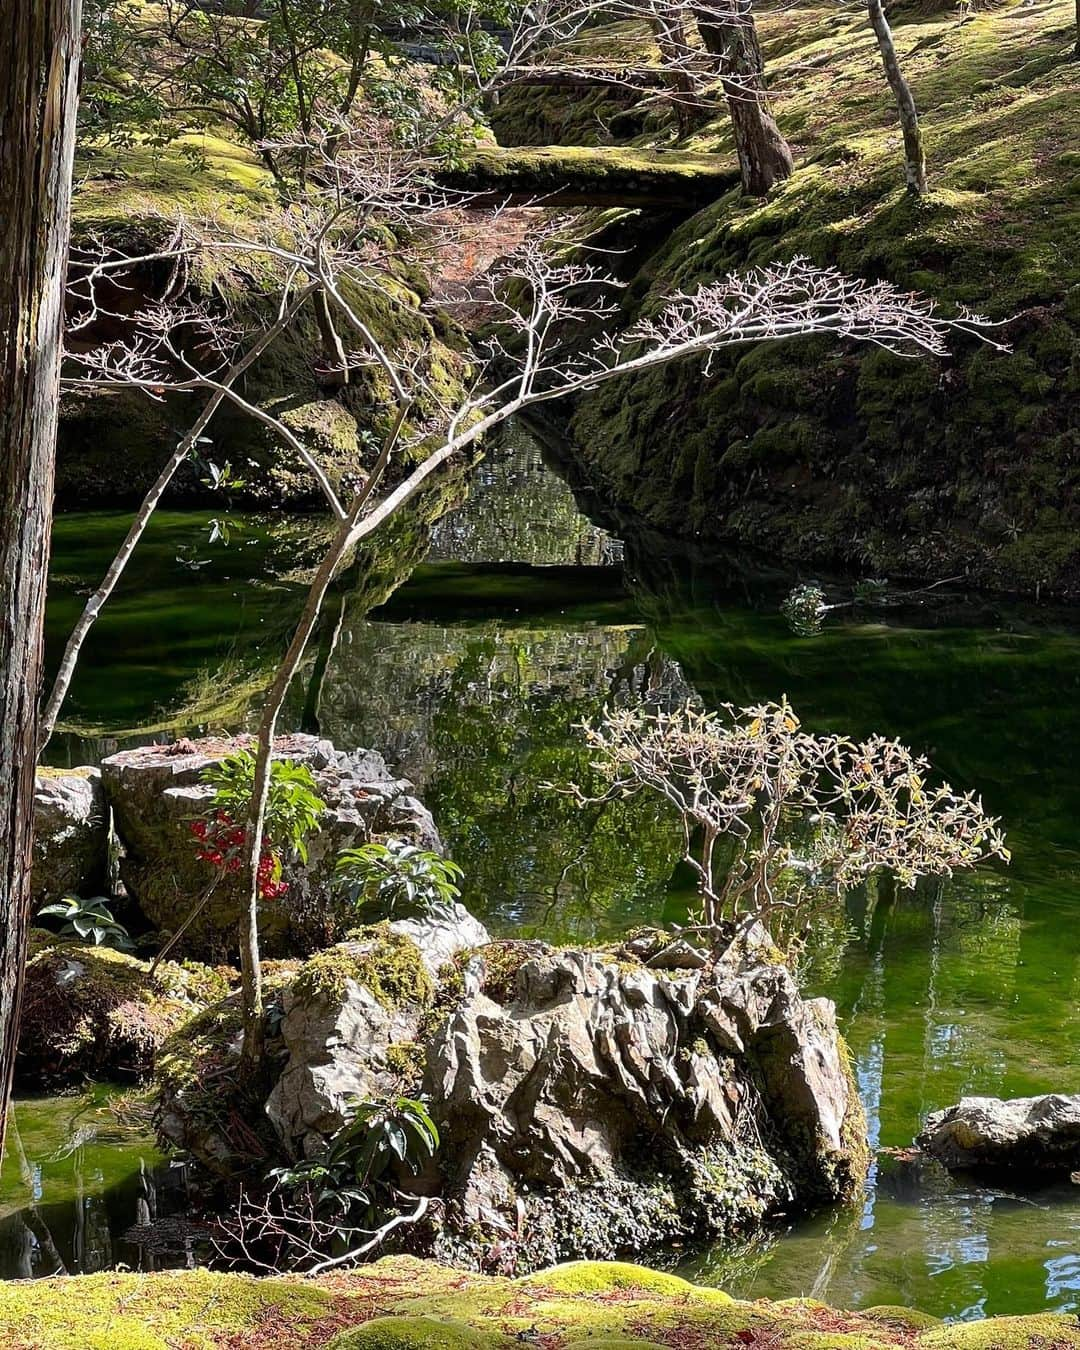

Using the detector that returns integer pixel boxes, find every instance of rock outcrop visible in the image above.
[101,734,440,960]
[918,1094,1080,1176]
[423,935,864,1268]
[267,912,488,1154]
[165,924,867,1269]
[31,768,109,909]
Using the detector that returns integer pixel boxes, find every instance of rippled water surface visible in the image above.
[16,425,1080,1313]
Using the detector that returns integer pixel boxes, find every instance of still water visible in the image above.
[15,426,1080,1316]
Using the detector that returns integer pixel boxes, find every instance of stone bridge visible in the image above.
[439,145,739,209]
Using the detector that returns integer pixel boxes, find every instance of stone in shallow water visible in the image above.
[917,1093,1080,1175]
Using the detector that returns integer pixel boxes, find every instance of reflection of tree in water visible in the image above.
[427,422,621,569]
[0,1095,190,1280]
[319,618,695,941]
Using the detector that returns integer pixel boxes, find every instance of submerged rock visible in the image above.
[100,734,441,961]
[31,767,109,909]
[918,1094,1080,1176]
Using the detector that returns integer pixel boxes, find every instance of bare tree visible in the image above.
[0,0,82,1155]
[866,0,927,195]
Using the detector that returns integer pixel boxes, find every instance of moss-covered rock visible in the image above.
[569,0,1080,598]
[329,1316,508,1350]
[16,941,228,1086]
[61,129,470,512]
[292,927,436,1011]
[2,1257,1077,1349]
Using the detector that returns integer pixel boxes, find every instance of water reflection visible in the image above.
[35,423,1080,1316]
[0,1092,191,1279]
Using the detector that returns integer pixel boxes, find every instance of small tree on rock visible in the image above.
[562,698,1009,940]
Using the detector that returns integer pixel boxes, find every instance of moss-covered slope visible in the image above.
[1,1256,1077,1349]
[570,0,1080,596]
[62,131,469,510]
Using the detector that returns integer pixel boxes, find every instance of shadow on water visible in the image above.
[24,420,1080,1314]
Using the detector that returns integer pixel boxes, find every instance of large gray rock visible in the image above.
[918,1094,1080,1175]
[100,734,442,960]
[267,910,489,1155]
[31,768,109,909]
[252,927,867,1271]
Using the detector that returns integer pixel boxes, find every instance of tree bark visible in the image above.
[0,0,82,1156]
[867,0,928,195]
[693,0,793,196]
[647,5,706,137]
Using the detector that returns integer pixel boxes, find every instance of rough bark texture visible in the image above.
[0,0,82,1155]
[693,0,793,196]
[867,0,928,195]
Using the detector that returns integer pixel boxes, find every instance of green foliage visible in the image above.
[37,895,134,952]
[202,751,325,864]
[336,839,463,920]
[271,1094,439,1225]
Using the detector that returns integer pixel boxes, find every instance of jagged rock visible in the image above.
[918,1094,1080,1175]
[31,768,109,909]
[266,916,486,1157]
[100,734,442,961]
[422,943,865,1268]
[243,928,867,1271]
[388,904,491,976]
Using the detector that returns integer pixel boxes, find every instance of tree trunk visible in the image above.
[647,5,706,137]
[0,0,82,1157]
[693,0,793,196]
[867,0,927,195]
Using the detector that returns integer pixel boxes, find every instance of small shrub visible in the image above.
[37,894,133,951]
[336,839,463,921]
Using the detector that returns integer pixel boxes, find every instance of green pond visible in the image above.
[10,425,1080,1318]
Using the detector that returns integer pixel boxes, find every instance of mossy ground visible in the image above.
[16,940,228,1085]
[567,0,1080,596]
[2,1257,1076,1349]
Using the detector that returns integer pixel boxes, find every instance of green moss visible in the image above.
[3,1257,1079,1348]
[384,1040,427,1091]
[293,927,435,1012]
[329,1316,509,1350]
[517,1260,723,1297]
[570,0,1080,597]
[920,1313,1080,1347]
[0,1268,333,1350]
[443,144,739,207]
[17,942,219,1086]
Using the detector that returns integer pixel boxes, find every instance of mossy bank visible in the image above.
[62,131,470,510]
[565,0,1080,597]
[2,1256,1078,1349]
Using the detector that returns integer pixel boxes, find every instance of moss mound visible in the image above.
[3,1256,1078,1348]
[292,926,435,1011]
[16,942,227,1086]
[329,1316,508,1349]
[570,0,1080,597]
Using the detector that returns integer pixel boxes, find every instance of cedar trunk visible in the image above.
[867,0,927,195]
[0,0,82,1154]
[693,0,793,196]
